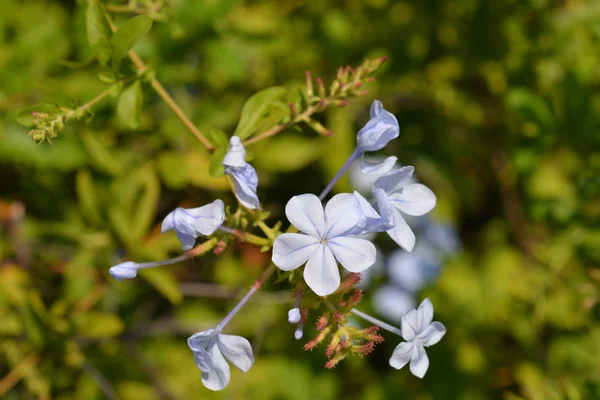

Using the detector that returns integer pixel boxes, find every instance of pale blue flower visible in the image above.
[389,298,446,378]
[387,245,440,292]
[109,261,138,281]
[372,166,436,251]
[356,100,400,175]
[272,193,376,296]
[188,328,254,391]
[161,200,225,250]
[223,136,260,209]
[373,285,415,323]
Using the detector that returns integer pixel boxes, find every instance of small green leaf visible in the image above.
[139,268,182,304]
[207,128,229,148]
[129,165,160,241]
[209,147,226,177]
[110,16,153,69]
[74,312,124,338]
[80,132,123,175]
[75,169,103,226]
[16,104,58,128]
[98,71,117,83]
[233,86,288,139]
[254,135,322,172]
[86,0,112,65]
[117,80,143,129]
[506,88,555,129]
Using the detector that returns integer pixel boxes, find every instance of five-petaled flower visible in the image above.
[389,298,446,378]
[188,327,254,391]
[223,136,260,209]
[272,193,377,296]
[356,100,400,175]
[161,200,225,250]
[372,166,436,251]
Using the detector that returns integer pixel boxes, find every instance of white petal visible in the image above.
[109,261,138,281]
[388,184,436,216]
[386,208,416,252]
[418,322,446,347]
[272,233,319,271]
[360,154,397,175]
[373,188,394,225]
[201,346,230,391]
[288,308,301,324]
[222,136,247,167]
[373,166,414,195]
[370,99,383,118]
[347,191,389,235]
[303,245,340,296]
[285,194,325,237]
[187,200,226,235]
[417,298,434,332]
[227,164,260,209]
[188,329,218,351]
[327,237,376,273]
[409,341,429,378]
[217,334,254,373]
[356,104,400,152]
[401,309,418,341]
[324,193,361,238]
[389,341,413,370]
[176,231,196,251]
[192,348,213,373]
[161,208,197,236]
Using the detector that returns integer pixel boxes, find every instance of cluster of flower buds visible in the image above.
[108,75,446,389]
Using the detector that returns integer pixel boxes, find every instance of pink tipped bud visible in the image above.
[333,312,344,323]
[346,289,364,309]
[305,71,314,97]
[316,77,326,98]
[354,341,375,356]
[316,316,328,331]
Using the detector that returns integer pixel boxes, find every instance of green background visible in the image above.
[0,0,599,399]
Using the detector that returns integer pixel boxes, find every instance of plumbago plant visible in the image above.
[17,0,446,393]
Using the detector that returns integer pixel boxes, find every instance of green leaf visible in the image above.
[207,128,229,148]
[117,80,143,129]
[16,103,58,128]
[208,147,226,177]
[506,88,555,129]
[254,135,322,172]
[80,131,122,175]
[139,268,182,304]
[110,15,153,69]
[233,86,288,139]
[74,312,124,338]
[129,165,160,241]
[75,169,103,226]
[86,0,112,65]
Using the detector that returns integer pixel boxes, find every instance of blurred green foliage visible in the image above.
[0,0,599,399]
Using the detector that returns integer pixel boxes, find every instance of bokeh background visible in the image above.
[1,0,599,399]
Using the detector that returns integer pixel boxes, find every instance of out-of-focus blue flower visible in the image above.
[223,136,260,209]
[372,285,415,323]
[161,200,225,250]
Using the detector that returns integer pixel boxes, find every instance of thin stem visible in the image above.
[318,148,360,200]
[103,10,213,151]
[77,86,114,113]
[350,308,403,337]
[136,254,187,269]
[217,225,236,235]
[256,221,276,241]
[217,263,277,330]
[242,104,319,146]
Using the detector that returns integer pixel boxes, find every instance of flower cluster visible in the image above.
[108,98,446,390]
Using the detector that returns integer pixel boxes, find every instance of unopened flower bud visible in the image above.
[288,308,301,324]
[109,261,138,281]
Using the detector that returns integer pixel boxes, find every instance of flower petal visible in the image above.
[360,154,397,175]
[409,341,429,378]
[192,347,213,373]
[389,341,413,370]
[327,237,376,273]
[187,200,226,236]
[324,193,361,238]
[303,245,340,296]
[370,99,383,118]
[386,208,416,251]
[227,164,260,209]
[201,346,231,391]
[388,184,436,216]
[217,334,254,373]
[417,298,434,332]
[161,208,197,237]
[272,233,319,271]
[188,329,218,351]
[347,191,390,235]
[418,321,446,347]
[373,166,414,195]
[285,194,325,237]
[222,136,247,168]
[356,101,400,152]
[401,309,418,341]
[176,231,196,251]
